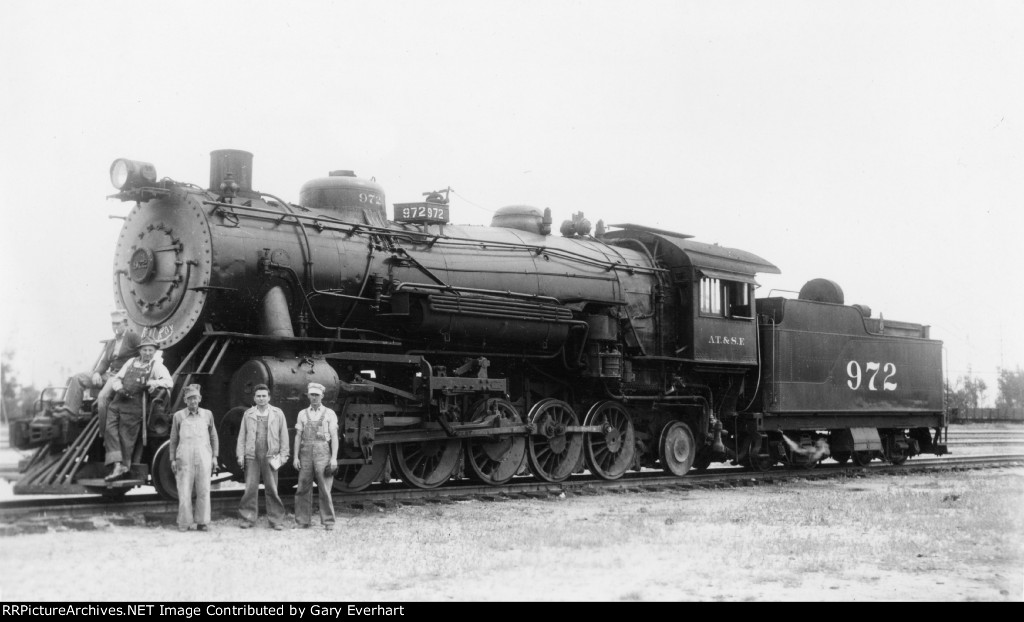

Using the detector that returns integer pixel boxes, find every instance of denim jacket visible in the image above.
[236,405,290,461]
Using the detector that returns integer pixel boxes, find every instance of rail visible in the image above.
[3,453,1021,524]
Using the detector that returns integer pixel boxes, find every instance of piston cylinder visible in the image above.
[229,356,340,413]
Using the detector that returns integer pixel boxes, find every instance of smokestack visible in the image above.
[209,149,254,195]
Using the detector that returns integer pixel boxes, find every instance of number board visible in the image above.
[393,201,450,224]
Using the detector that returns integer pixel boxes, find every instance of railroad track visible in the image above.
[2,453,1021,525]
[3,426,1019,481]
[941,430,1024,438]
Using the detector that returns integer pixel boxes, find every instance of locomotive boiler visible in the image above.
[11,149,947,500]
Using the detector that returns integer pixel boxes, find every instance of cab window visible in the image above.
[700,277,722,314]
[700,277,751,318]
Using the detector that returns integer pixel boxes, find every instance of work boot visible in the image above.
[104,463,129,481]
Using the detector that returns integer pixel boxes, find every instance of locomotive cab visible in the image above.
[689,271,757,365]
[603,226,779,365]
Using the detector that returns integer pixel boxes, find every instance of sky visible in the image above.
[1,0,1022,405]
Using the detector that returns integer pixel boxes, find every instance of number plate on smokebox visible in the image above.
[393,201,450,224]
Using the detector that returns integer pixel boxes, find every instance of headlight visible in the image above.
[110,158,157,191]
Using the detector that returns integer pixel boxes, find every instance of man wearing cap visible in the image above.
[236,384,290,530]
[103,337,173,480]
[169,384,219,532]
[292,382,339,530]
[66,309,141,419]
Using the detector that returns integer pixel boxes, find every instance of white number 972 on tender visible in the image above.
[846,360,897,391]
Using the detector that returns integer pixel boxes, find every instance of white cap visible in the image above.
[307,382,325,396]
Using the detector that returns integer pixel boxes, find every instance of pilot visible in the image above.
[103,337,173,480]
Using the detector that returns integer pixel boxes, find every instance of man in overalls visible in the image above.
[169,384,219,532]
[104,337,172,480]
[236,383,290,530]
[292,382,339,530]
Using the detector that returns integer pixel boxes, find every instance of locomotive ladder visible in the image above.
[167,333,233,411]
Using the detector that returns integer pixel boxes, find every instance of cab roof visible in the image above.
[604,227,779,283]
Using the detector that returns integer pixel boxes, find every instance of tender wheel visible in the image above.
[465,399,527,486]
[832,452,851,465]
[333,442,389,493]
[882,434,910,465]
[658,421,696,477]
[852,451,874,467]
[526,398,583,483]
[743,435,773,472]
[392,439,461,489]
[150,440,178,501]
[884,444,909,466]
[583,401,636,480]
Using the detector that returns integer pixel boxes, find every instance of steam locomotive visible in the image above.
[10,149,947,500]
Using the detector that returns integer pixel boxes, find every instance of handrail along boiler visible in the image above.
[10,150,947,499]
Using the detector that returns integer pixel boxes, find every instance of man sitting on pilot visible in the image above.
[64,309,141,419]
[103,337,173,480]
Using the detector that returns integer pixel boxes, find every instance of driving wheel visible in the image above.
[583,401,635,480]
[526,398,583,483]
[465,398,527,486]
[392,439,461,489]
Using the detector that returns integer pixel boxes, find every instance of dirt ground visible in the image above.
[0,465,1021,602]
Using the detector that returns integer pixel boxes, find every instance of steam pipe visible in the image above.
[337,239,376,332]
[261,286,295,338]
